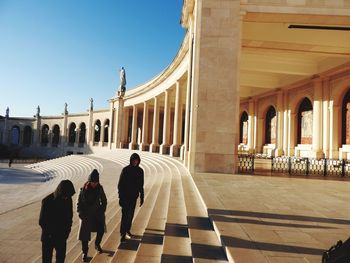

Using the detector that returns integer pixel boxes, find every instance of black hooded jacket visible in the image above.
[39,180,75,241]
[118,153,144,202]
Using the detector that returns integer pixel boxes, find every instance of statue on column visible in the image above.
[36,105,40,117]
[64,102,68,115]
[5,107,9,118]
[118,67,126,97]
[90,98,94,111]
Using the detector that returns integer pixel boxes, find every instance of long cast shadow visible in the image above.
[210,214,334,229]
[208,208,350,225]
[221,235,324,255]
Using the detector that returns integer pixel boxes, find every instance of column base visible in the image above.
[149,144,159,153]
[140,143,149,151]
[129,143,138,150]
[180,145,186,160]
[160,144,170,155]
[170,144,181,157]
[274,149,283,157]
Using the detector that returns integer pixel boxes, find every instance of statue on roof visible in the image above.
[5,107,9,118]
[64,102,68,115]
[37,105,40,117]
[90,98,93,111]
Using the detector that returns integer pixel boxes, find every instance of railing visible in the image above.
[238,154,350,177]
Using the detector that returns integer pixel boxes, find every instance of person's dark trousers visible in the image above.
[82,240,89,255]
[42,237,67,263]
[120,199,137,235]
[95,226,104,246]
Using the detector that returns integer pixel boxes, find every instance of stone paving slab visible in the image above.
[193,173,350,263]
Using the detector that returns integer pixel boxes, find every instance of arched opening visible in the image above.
[23,126,32,146]
[11,126,20,145]
[78,123,86,146]
[52,125,60,147]
[265,106,276,144]
[240,111,248,144]
[342,88,350,145]
[297,97,313,144]
[103,119,110,143]
[41,124,49,146]
[68,123,76,146]
[94,120,101,143]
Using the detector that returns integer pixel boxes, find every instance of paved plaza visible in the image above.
[0,153,350,262]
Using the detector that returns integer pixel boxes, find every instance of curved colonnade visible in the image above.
[1,0,350,174]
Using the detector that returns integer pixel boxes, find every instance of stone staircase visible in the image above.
[24,149,228,263]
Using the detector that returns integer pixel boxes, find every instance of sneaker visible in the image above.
[82,253,88,262]
[95,244,103,253]
[120,234,126,242]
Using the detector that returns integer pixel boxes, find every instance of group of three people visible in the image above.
[39,153,144,263]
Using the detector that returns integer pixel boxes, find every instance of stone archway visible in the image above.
[297,98,313,145]
[52,125,60,147]
[41,124,49,146]
[240,111,248,144]
[68,123,76,145]
[23,126,32,146]
[11,126,20,145]
[265,106,276,145]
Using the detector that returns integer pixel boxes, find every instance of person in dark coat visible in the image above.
[39,179,76,263]
[77,169,107,262]
[118,153,144,242]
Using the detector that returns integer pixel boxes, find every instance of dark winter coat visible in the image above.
[118,153,144,206]
[77,183,107,241]
[39,180,76,241]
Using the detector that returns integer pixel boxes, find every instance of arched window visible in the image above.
[79,123,86,145]
[41,124,49,146]
[265,106,276,144]
[342,88,350,145]
[239,112,248,144]
[104,119,110,143]
[68,123,76,145]
[94,120,101,142]
[11,126,20,145]
[23,126,32,146]
[52,125,60,147]
[297,97,313,144]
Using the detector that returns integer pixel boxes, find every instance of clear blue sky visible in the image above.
[0,1,185,117]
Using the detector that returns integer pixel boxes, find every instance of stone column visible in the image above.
[160,90,171,154]
[140,101,149,151]
[329,101,339,159]
[182,21,194,164]
[188,1,242,173]
[121,108,130,148]
[170,81,183,157]
[111,97,124,149]
[247,99,255,153]
[150,96,160,153]
[322,78,330,158]
[129,105,138,150]
[87,108,93,147]
[283,93,289,156]
[275,90,284,156]
[312,78,324,158]
[290,111,296,156]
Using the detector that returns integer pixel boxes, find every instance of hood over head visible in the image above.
[129,153,141,166]
[54,180,76,199]
[88,169,100,182]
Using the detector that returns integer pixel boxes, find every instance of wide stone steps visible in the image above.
[0,149,228,263]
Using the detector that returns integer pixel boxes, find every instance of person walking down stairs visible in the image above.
[77,169,107,262]
[118,153,144,242]
[39,180,76,263]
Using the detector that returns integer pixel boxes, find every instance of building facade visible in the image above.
[1,0,350,174]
